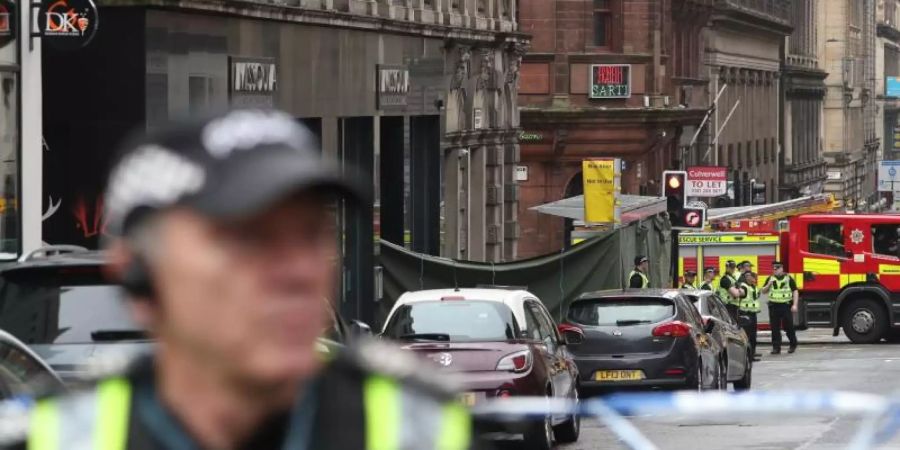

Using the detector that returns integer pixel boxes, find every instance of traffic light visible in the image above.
[663,171,687,225]
[662,170,704,230]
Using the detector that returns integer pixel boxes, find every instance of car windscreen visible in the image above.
[0,268,145,344]
[383,300,519,342]
[567,297,675,326]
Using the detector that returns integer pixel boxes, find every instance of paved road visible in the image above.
[558,329,900,450]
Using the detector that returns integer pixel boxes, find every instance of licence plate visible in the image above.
[594,370,645,381]
[459,393,476,406]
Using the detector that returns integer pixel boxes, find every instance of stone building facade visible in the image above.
[821,0,880,209]
[40,0,527,323]
[878,0,900,164]
[515,0,711,258]
[781,0,829,200]
[705,0,792,207]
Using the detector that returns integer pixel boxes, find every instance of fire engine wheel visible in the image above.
[841,298,888,344]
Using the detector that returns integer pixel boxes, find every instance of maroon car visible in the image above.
[381,288,581,450]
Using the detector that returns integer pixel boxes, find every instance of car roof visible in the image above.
[387,288,540,333]
[395,288,536,304]
[575,288,684,301]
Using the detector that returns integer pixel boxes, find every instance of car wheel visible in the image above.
[717,357,728,391]
[842,298,888,344]
[734,353,752,391]
[553,385,580,444]
[524,394,553,450]
[683,359,703,391]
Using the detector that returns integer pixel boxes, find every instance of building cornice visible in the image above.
[711,0,792,36]
[100,0,529,44]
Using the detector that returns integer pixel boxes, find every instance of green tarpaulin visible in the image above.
[377,215,672,325]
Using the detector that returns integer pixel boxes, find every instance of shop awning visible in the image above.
[529,195,667,225]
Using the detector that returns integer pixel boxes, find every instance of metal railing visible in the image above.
[278,0,517,32]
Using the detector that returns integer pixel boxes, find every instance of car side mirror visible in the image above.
[703,317,716,334]
[349,320,373,338]
[557,324,584,345]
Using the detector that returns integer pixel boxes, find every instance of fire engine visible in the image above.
[781,213,900,344]
[681,213,900,343]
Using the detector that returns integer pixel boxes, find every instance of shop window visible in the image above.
[808,223,845,258]
[872,224,900,258]
[593,0,613,47]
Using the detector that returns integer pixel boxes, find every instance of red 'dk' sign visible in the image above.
[686,166,727,197]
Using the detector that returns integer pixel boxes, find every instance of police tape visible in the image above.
[471,391,894,450]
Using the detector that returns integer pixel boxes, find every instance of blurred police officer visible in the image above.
[736,260,754,285]
[738,272,762,361]
[629,256,650,288]
[2,110,474,450]
[681,270,698,289]
[761,262,799,354]
[718,260,741,320]
[699,268,716,291]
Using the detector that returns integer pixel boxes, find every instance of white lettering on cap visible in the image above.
[105,144,206,231]
[202,110,306,159]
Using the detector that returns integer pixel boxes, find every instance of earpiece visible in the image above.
[121,256,156,299]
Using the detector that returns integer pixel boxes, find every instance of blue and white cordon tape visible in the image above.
[472,391,898,450]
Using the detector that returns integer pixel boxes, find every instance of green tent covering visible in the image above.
[376,214,672,326]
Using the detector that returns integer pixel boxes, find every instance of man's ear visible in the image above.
[105,239,161,329]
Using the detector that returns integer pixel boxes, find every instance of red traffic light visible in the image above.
[667,175,681,190]
[662,171,687,197]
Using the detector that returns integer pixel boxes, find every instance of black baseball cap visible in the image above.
[739,260,753,268]
[635,256,648,265]
[105,110,369,235]
[685,270,697,276]
[704,267,716,274]
[773,261,784,268]
[725,260,736,267]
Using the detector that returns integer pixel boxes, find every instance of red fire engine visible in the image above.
[781,213,900,343]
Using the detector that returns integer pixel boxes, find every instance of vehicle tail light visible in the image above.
[664,368,686,376]
[496,350,533,373]
[496,389,513,398]
[651,321,692,338]
[558,323,585,345]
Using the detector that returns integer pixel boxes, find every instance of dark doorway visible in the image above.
[410,116,441,256]
[338,117,375,324]
[380,116,405,246]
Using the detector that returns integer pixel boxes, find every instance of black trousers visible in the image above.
[769,302,798,351]
[740,312,758,356]
[725,303,739,322]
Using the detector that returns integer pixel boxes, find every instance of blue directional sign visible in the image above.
[879,160,900,192]
[888,77,900,98]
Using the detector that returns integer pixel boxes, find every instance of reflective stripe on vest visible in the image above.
[739,283,761,313]
[769,277,793,303]
[364,375,472,450]
[28,377,131,450]
[718,274,738,306]
[30,375,470,450]
[629,270,649,288]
